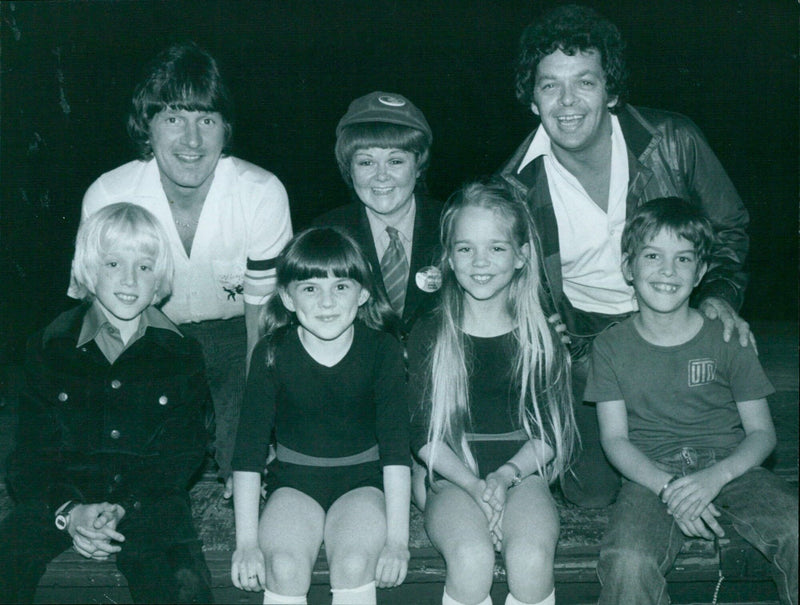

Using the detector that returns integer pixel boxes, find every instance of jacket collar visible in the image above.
[616,106,658,207]
[75,302,181,349]
[617,105,661,160]
[43,302,182,351]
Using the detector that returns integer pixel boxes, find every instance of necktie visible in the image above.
[380,226,409,315]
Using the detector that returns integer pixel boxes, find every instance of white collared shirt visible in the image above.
[69,156,293,324]
[519,115,637,315]
[365,196,416,265]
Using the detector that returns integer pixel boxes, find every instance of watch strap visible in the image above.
[54,500,79,531]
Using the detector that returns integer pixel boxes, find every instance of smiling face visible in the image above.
[280,275,370,347]
[148,108,226,200]
[449,205,527,306]
[531,48,617,157]
[350,147,419,219]
[624,228,707,318]
[93,244,160,332]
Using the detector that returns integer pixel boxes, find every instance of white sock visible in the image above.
[331,580,376,604]
[443,587,492,605]
[505,588,556,605]
[263,587,307,604]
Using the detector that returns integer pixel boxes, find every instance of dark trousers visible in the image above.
[181,317,247,480]
[0,495,213,604]
[560,306,630,508]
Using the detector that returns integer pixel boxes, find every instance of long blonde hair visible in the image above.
[425,182,577,484]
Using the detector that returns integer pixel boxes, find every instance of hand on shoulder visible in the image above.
[699,297,755,350]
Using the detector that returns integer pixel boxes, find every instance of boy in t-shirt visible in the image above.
[585,197,797,605]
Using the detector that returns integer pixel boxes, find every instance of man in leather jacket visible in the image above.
[497,4,752,508]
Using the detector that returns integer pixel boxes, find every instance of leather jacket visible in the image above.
[498,104,749,332]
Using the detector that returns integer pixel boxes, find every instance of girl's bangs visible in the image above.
[284,237,367,284]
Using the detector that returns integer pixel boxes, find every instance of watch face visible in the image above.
[55,514,68,530]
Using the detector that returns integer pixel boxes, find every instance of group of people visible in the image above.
[1,4,796,605]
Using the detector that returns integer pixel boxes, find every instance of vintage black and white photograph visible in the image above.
[0,1,797,603]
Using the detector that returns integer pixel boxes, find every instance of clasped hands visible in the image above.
[67,502,126,560]
[660,469,726,540]
[469,467,518,552]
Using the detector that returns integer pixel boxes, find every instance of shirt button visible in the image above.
[57,392,68,402]
[113,474,123,483]
[158,395,168,406]
[133,501,142,511]
[110,429,121,439]
[111,379,122,389]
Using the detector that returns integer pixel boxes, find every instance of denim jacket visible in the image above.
[498,105,749,335]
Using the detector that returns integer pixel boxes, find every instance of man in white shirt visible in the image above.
[69,42,293,496]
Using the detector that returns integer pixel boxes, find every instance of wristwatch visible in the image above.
[54,501,79,531]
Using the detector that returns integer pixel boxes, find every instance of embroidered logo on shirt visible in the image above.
[223,284,244,301]
[688,358,716,387]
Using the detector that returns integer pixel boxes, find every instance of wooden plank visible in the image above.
[3,319,793,605]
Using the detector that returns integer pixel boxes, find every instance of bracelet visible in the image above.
[658,475,679,501]
[503,461,523,487]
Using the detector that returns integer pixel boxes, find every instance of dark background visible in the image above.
[1,0,797,360]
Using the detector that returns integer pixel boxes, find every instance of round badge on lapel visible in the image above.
[415,266,442,293]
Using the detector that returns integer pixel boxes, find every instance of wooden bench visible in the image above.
[14,477,786,604]
[4,320,794,603]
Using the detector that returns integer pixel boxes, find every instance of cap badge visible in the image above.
[378,95,406,107]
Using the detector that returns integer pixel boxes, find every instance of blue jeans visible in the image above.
[180,317,247,479]
[597,448,798,605]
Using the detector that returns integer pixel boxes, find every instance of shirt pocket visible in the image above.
[212,260,246,303]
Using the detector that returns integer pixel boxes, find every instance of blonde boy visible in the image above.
[0,204,213,603]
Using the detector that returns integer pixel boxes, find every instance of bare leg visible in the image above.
[501,476,559,603]
[425,483,495,605]
[324,486,386,590]
[258,488,325,597]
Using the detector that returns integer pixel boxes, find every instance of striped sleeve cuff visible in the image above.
[244,257,278,305]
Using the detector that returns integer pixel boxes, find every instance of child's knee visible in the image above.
[599,543,658,579]
[328,550,373,586]
[504,538,555,581]
[267,550,313,592]
[446,538,495,583]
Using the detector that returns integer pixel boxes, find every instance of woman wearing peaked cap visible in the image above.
[315,91,444,340]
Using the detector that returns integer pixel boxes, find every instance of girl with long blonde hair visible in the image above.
[408,181,577,605]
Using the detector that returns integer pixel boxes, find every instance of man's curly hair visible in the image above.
[515,4,629,113]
